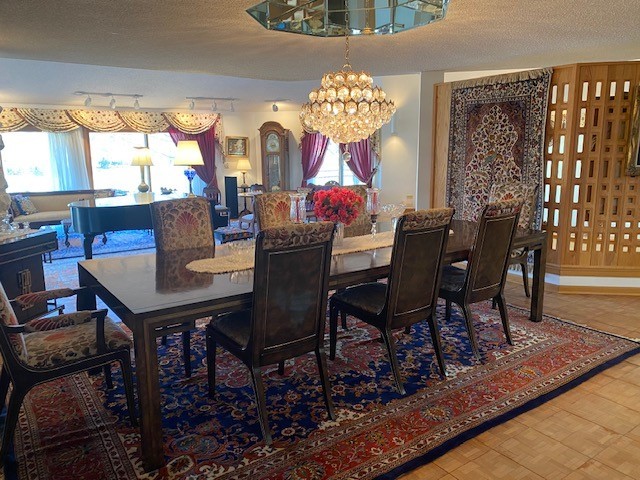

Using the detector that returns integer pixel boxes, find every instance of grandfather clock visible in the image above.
[259,121,289,192]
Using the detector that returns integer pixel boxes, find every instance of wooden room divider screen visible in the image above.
[433,62,640,294]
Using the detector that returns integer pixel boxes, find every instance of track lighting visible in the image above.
[266,99,288,112]
[186,97,237,112]
[74,91,143,110]
[272,103,278,112]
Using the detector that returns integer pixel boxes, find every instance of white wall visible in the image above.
[212,111,303,206]
[377,74,422,206]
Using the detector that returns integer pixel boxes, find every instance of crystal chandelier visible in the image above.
[300,35,396,144]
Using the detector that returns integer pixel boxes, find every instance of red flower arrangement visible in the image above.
[313,187,363,226]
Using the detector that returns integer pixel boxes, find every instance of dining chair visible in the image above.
[253,191,292,232]
[0,282,137,460]
[439,199,522,361]
[328,208,454,394]
[488,182,539,298]
[342,185,372,238]
[150,196,214,377]
[206,222,335,445]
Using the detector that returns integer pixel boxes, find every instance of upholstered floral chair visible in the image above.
[150,196,214,377]
[253,191,292,232]
[0,282,137,459]
[488,182,538,298]
[343,185,372,238]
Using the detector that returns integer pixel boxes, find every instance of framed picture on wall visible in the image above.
[225,136,249,158]
[627,86,640,176]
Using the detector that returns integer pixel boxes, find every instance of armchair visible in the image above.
[0,283,136,460]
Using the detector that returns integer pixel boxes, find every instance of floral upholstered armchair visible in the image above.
[0,282,136,459]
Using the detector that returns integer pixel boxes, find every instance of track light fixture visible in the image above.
[185,97,238,112]
[74,91,143,110]
[265,99,289,113]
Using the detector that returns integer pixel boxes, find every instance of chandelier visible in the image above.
[299,35,396,144]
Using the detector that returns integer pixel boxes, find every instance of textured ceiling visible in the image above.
[1,0,639,81]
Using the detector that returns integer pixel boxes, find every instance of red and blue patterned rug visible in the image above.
[9,302,640,479]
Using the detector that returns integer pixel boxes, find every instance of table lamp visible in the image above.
[173,140,204,196]
[131,147,153,193]
[236,158,252,188]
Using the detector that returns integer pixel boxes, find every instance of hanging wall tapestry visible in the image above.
[446,68,552,228]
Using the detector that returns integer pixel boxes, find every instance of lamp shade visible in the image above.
[131,147,153,166]
[174,140,204,166]
[236,158,252,172]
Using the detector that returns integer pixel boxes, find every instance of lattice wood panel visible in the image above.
[544,62,640,271]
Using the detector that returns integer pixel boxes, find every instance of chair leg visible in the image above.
[491,297,497,310]
[426,315,447,378]
[119,357,138,426]
[329,302,339,361]
[520,260,531,298]
[381,328,405,395]
[461,303,482,361]
[495,292,513,345]
[0,387,26,460]
[103,364,113,389]
[403,326,411,334]
[445,300,452,320]
[206,329,217,399]
[182,330,191,378]
[341,311,348,331]
[315,347,336,420]
[160,335,168,346]
[278,361,285,375]
[0,366,10,412]
[249,366,272,445]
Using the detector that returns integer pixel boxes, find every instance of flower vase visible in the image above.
[334,222,344,246]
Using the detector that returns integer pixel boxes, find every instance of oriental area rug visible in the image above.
[9,303,639,480]
[446,68,552,227]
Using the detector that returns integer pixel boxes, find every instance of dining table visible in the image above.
[76,219,547,471]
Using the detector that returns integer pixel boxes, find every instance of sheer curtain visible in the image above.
[48,129,90,190]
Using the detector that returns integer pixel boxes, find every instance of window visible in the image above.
[89,132,182,193]
[308,140,359,186]
[1,132,55,192]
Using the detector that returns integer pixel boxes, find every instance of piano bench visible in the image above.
[214,227,254,244]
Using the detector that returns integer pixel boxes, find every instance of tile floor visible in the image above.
[401,279,640,480]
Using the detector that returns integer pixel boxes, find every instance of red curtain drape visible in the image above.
[300,132,329,186]
[340,138,375,187]
[168,125,218,190]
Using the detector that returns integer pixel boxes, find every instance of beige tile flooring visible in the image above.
[401,279,640,480]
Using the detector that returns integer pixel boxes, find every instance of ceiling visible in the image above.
[0,0,639,111]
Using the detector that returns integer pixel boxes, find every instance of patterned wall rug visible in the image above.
[446,69,552,227]
[7,303,639,480]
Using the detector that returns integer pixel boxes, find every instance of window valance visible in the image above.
[0,108,223,141]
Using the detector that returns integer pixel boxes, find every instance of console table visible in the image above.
[0,230,57,321]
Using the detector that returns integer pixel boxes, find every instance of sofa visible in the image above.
[9,189,115,244]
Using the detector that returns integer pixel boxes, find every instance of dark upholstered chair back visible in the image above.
[385,208,454,330]
[253,191,292,232]
[465,199,522,303]
[250,222,334,365]
[150,197,214,252]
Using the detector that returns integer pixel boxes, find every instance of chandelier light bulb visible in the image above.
[84,95,92,107]
[109,97,116,109]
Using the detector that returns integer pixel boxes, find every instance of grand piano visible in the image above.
[70,194,181,259]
